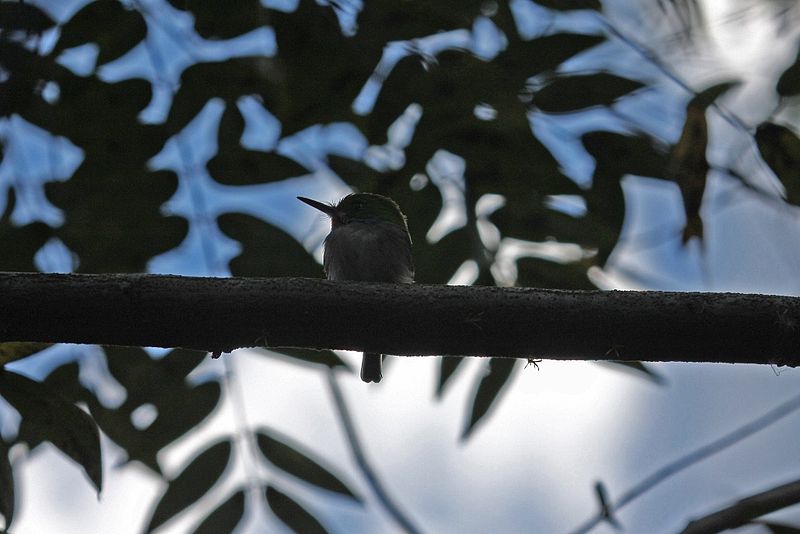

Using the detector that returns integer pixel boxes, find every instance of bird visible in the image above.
[297,193,414,383]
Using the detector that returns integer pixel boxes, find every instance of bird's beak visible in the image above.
[297,196,336,216]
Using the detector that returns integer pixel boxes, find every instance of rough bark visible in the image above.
[0,272,797,364]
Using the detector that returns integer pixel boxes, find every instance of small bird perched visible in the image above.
[297,193,414,383]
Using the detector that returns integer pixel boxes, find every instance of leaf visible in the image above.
[533,0,601,10]
[44,349,221,475]
[688,81,739,108]
[596,361,666,385]
[192,489,245,534]
[266,486,328,534]
[0,370,102,492]
[0,343,52,367]
[0,199,52,272]
[0,440,14,529]
[667,103,709,244]
[209,104,308,185]
[777,53,800,97]
[145,440,232,532]
[755,122,800,205]
[462,358,517,440]
[581,131,667,180]
[533,73,645,113]
[497,33,606,80]
[55,0,146,66]
[165,58,280,135]
[167,0,268,40]
[0,2,55,34]
[266,348,350,369]
[256,429,360,502]
[217,214,322,278]
[436,357,465,398]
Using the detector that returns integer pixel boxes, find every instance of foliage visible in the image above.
[0,0,798,531]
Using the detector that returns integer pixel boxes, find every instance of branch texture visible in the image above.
[681,478,800,534]
[0,272,798,364]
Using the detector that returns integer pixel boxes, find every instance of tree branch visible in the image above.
[0,272,798,364]
[569,390,800,534]
[681,478,800,534]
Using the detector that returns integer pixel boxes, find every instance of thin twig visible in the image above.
[222,356,262,493]
[569,390,800,534]
[326,370,423,534]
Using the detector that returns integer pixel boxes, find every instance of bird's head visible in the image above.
[297,193,409,230]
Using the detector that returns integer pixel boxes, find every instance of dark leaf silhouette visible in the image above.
[192,489,245,534]
[0,343,52,367]
[266,486,328,534]
[0,211,51,273]
[777,52,800,97]
[462,358,517,440]
[598,361,666,385]
[55,0,147,66]
[218,214,322,278]
[145,440,232,532]
[165,58,281,135]
[209,103,308,186]
[0,370,102,492]
[437,356,465,398]
[270,0,382,134]
[688,81,738,108]
[533,0,601,10]
[0,2,55,35]
[533,73,645,113]
[581,131,668,262]
[256,429,360,501]
[0,440,14,529]
[168,0,268,40]
[44,349,220,474]
[667,102,709,244]
[756,122,800,205]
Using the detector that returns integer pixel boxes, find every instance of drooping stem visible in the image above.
[326,369,423,534]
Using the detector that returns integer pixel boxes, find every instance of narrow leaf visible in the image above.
[436,357,464,399]
[0,370,102,492]
[777,53,800,97]
[688,81,739,109]
[192,490,245,534]
[256,429,360,502]
[755,122,800,205]
[533,0,601,10]
[266,486,328,534]
[667,102,709,244]
[534,73,645,113]
[0,440,14,529]
[145,440,232,532]
[462,358,517,441]
[0,343,52,367]
[56,0,147,65]
[597,361,666,385]
[0,2,55,34]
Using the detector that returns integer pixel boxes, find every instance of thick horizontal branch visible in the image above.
[0,272,798,364]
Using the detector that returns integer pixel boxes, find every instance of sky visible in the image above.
[2,0,800,533]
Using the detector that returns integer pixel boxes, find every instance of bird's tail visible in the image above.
[360,353,383,383]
